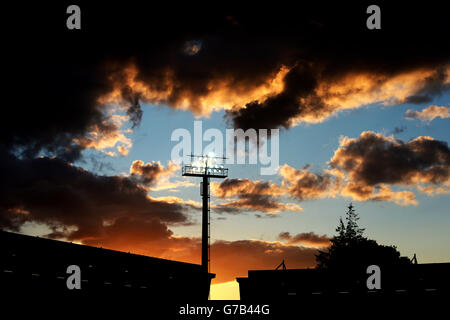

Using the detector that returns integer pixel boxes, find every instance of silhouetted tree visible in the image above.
[316,203,410,290]
[344,203,364,241]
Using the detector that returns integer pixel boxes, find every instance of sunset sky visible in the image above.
[2,2,449,300]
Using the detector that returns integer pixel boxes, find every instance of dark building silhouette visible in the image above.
[237,263,450,299]
[0,230,214,299]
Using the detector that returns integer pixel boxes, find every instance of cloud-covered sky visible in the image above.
[2,2,450,298]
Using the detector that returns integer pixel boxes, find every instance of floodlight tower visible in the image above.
[182,154,228,272]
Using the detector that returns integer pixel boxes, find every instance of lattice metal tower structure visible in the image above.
[182,154,228,272]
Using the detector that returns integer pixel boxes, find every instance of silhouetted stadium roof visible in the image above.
[1,230,214,299]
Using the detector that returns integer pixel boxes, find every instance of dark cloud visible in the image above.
[331,132,450,186]
[223,6,450,129]
[129,160,177,187]
[4,3,448,155]
[392,126,407,134]
[121,86,144,128]
[213,197,302,216]
[330,131,450,201]
[404,67,450,104]
[0,152,190,239]
[226,64,321,129]
[4,44,142,161]
[404,95,434,104]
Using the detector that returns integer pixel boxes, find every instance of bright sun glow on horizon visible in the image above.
[210,281,240,300]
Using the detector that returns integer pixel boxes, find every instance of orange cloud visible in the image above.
[129,160,195,191]
[405,105,450,122]
[100,64,289,116]
[210,139,448,211]
[279,164,340,200]
[73,109,133,156]
[212,199,302,215]
[340,183,418,206]
[211,178,301,215]
[278,231,330,247]
[319,69,447,108]
[130,160,177,185]
[149,195,202,210]
[211,178,284,198]
[92,58,450,133]
[228,65,450,129]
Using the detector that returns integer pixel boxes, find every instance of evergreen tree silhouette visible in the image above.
[316,203,410,291]
[344,203,364,241]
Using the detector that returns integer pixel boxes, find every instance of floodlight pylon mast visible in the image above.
[182,154,228,273]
